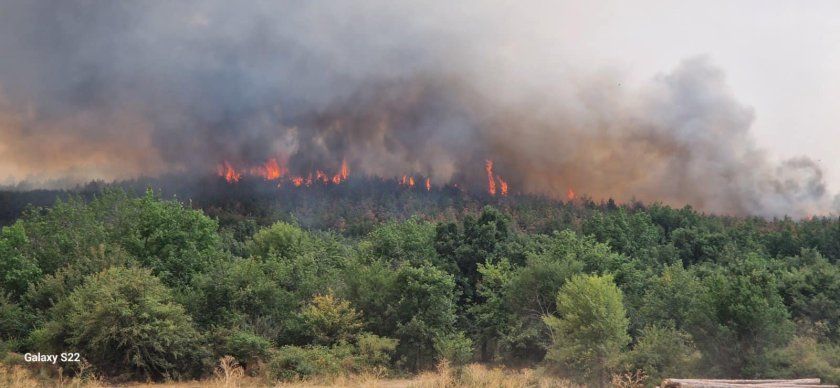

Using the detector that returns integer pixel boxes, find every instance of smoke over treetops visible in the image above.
[0,1,834,217]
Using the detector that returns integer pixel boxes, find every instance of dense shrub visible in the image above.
[214,329,272,371]
[300,293,364,345]
[355,333,398,370]
[434,331,474,366]
[767,335,840,384]
[543,274,630,385]
[31,267,208,381]
[621,325,700,384]
[0,224,38,299]
[267,344,354,381]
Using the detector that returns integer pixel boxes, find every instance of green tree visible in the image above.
[392,264,459,371]
[0,223,40,299]
[775,249,840,340]
[621,325,699,384]
[543,274,630,385]
[300,293,364,345]
[582,209,662,258]
[110,190,223,287]
[32,267,207,380]
[359,217,441,268]
[246,221,311,260]
[690,255,794,377]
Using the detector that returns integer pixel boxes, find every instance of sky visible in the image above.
[0,0,838,216]
[492,0,840,191]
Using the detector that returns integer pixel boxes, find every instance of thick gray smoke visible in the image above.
[0,1,834,217]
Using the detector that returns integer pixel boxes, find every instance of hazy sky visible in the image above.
[490,0,840,190]
[0,0,838,215]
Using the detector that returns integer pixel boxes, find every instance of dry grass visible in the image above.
[0,362,105,388]
[407,361,573,388]
[1,359,574,388]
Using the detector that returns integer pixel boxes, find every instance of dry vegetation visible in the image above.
[1,359,574,388]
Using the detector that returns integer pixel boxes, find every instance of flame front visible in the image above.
[485,160,497,196]
[218,158,513,196]
[498,176,508,196]
[567,188,576,200]
[217,161,242,183]
[250,158,285,180]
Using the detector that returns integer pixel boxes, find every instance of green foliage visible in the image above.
[184,257,304,342]
[621,325,700,385]
[0,223,39,299]
[767,335,840,384]
[582,208,662,258]
[392,264,459,370]
[775,249,840,340]
[15,196,109,276]
[435,206,511,301]
[433,331,474,366]
[213,328,272,369]
[543,274,630,385]
[0,293,33,342]
[355,333,398,369]
[267,344,354,381]
[691,255,794,377]
[360,217,441,268]
[636,264,704,331]
[300,293,364,345]
[246,221,310,260]
[109,190,223,287]
[3,189,840,383]
[32,267,207,381]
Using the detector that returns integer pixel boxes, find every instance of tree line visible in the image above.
[1,189,839,385]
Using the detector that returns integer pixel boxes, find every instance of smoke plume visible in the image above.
[0,1,834,217]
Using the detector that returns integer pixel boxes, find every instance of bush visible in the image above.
[392,264,459,371]
[31,267,208,381]
[110,191,224,288]
[621,325,700,384]
[543,274,630,385]
[767,335,840,384]
[434,332,474,366]
[0,294,33,342]
[246,221,310,260]
[214,329,272,371]
[355,333,398,370]
[300,293,363,345]
[267,344,353,381]
[0,223,39,299]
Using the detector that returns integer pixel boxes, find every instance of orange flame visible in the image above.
[331,159,349,184]
[498,176,508,196]
[567,188,576,200]
[217,161,241,183]
[251,158,285,180]
[485,160,497,196]
[340,159,349,179]
[217,158,513,195]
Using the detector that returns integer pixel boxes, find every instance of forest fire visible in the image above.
[249,158,285,180]
[217,158,513,196]
[216,161,242,183]
[485,160,508,196]
[217,158,351,186]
